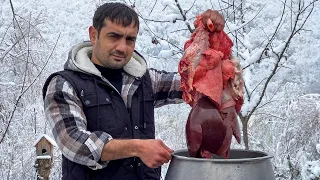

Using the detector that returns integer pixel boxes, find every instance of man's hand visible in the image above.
[101,139,173,168]
[200,9,225,32]
[136,139,174,168]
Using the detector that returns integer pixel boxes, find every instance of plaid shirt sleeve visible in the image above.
[44,75,112,170]
[148,68,184,107]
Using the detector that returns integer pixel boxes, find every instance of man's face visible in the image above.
[89,19,138,69]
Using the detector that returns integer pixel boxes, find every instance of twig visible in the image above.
[221,0,234,6]
[0,39,21,62]
[9,0,17,24]
[149,0,158,16]
[174,0,193,33]
[245,0,316,121]
[224,1,243,22]
[0,22,13,46]
[185,0,196,15]
[254,112,286,121]
[292,1,316,36]
[138,16,182,23]
[0,33,60,144]
[226,4,265,33]
[169,28,190,33]
[15,12,50,47]
[21,13,32,94]
[255,99,280,111]
[135,7,184,52]
[257,0,287,62]
[244,82,251,101]
[9,0,26,47]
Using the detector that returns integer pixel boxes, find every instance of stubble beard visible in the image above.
[107,51,129,69]
[106,61,126,69]
[102,55,130,69]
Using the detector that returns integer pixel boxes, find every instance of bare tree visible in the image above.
[223,0,319,150]
[0,0,59,144]
[134,0,319,151]
[0,0,60,179]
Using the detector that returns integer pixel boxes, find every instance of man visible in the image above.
[43,2,225,180]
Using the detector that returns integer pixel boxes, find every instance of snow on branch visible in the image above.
[0,33,60,144]
[227,0,320,150]
[0,82,16,86]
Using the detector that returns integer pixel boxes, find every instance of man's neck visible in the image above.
[94,63,123,92]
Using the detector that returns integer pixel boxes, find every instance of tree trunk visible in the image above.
[242,119,249,150]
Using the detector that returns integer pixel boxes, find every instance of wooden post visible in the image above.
[35,158,52,180]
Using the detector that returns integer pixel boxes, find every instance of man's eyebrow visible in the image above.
[127,35,137,40]
[107,32,123,37]
[106,32,136,40]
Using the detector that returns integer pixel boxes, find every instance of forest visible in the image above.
[0,0,319,179]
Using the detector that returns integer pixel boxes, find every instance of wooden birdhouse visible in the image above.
[33,134,57,180]
[33,134,57,159]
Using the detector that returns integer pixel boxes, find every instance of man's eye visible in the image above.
[108,34,120,38]
[126,39,136,46]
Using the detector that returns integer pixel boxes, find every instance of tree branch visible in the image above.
[245,0,317,120]
[149,0,158,16]
[0,33,60,144]
[185,0,197,15]
[174,0,194,33]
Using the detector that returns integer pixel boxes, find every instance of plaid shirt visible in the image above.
[44,68,183,170]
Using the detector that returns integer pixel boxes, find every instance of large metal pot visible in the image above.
[165,149,275,180]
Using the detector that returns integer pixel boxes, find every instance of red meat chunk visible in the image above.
[179,15,244,158]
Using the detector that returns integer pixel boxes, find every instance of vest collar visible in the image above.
[64,41,147,78]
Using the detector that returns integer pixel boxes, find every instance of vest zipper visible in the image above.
[101,76,121,95]
[100,76,131,134]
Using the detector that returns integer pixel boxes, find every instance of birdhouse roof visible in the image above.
[33,134,57,147]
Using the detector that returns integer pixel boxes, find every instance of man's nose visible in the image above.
[115,38,127,53]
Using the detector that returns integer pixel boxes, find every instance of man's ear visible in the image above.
[89,26,97,45]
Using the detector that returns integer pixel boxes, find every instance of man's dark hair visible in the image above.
[93,2,139,37]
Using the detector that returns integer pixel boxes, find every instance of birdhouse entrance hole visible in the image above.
[42,149,47,154]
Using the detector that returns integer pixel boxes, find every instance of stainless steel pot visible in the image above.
[165,149,275,180]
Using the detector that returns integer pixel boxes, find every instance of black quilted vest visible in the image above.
[43,70,161,180]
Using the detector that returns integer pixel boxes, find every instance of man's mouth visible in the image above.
[112,55,126,61]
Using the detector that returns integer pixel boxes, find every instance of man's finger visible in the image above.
[160,141,174,153]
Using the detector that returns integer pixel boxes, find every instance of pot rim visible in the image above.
[171,149,273,163]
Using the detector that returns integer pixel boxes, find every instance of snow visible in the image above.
[158,49,173,58]
[241,92,260,116]
[302,161,320,180]
[0,44,14,60]
[139,22,150,33]
[273,42,286,54]
[243,33,253,49]
[316,144,320,154]
[161,0,179,14]
[0,81,16,86]
[163,13,181,22]
[159,40,170,50]
[33,134,57,147]
[36,155,51,159]
[312,167,320,177]
[242,48,264,65]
